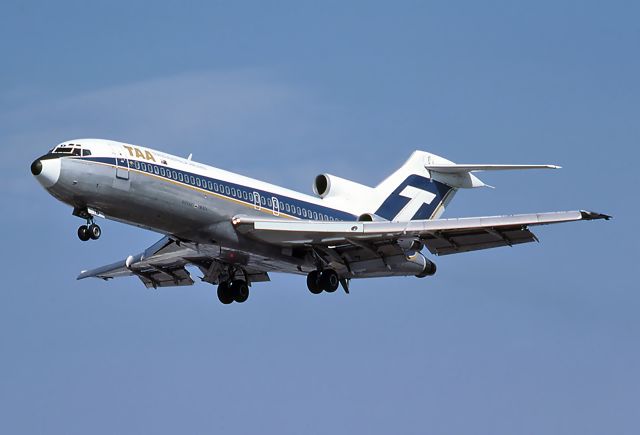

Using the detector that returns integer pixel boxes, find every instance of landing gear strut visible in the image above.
[307,269,340,294]
[217,279,250,304]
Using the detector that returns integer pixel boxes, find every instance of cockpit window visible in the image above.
[50,143,92,156]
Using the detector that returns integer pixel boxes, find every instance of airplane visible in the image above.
[30,139,610,304]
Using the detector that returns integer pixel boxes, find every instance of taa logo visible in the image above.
[123,145,156,162]
[394,185,437,221]
[375,175,451,221]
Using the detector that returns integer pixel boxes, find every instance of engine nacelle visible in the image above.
[404,252,436,278]
[313,173,375,200]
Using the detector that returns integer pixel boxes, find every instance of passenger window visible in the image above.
[160,168,165,176]
[313,212,318,220]
[213,183,218,192]
[196,178,201,187]
[141,163,146,171]
[225,186,230,195]
[173,171,178,179]
[190,176,195,185]
[154,166,159,175]
[208,181,213,190]
[231,188,236,196]
[135,161,140,170]
[302,209,307,217]
[261,196,266,205]
[267,198,272,207]
[285,204,290,212]
[178,173,183,182]
[243,191,248,200]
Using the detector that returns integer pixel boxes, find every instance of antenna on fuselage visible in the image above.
[187,153,193,161]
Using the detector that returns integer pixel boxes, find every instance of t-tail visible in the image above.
[315,151,560,222]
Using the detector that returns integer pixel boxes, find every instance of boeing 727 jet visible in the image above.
[31,139,609,304]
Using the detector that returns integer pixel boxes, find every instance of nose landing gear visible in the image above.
[78,223,101,241]
[73,207,102,242]
[77,221,101,242]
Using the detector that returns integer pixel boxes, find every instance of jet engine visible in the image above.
[313,174,374,200]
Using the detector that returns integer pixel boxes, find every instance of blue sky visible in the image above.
[1,1,637,434]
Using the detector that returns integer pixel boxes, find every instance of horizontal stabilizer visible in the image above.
[426,164,561,173]
[424,163,561,188]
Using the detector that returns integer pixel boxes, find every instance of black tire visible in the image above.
[307,271,323,294]
[320,269,339,293]
[77,225,90,241]
[231,280,249,303]
[217,282,234,304]
[88,224,101,240]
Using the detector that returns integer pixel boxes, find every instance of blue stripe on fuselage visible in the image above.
[74,156,356,221]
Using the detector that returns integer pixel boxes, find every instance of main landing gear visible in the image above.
[217,279,250,304]
[306,269,340,294]
[77,220,101,242]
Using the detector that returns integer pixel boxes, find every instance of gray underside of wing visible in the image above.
[77,236,275,288]
[421,225,538,255]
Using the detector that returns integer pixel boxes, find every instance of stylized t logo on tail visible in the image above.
[393,185,437,221]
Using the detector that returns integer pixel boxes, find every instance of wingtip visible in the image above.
[580,210,612,221]
[77,269,91,280]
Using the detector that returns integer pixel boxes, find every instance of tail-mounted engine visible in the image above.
[313,174,375,201]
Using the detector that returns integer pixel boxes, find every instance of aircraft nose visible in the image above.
[30,159,42,176]
[31,157,62,188]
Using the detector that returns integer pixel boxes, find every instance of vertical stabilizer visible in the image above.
[372,151,459,221]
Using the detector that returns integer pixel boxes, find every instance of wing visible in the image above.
[233,210,611,256]
[77,236,272,288]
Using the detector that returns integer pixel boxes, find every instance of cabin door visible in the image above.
[115,153,130,180]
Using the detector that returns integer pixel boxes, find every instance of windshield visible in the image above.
[50,143,91,156]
